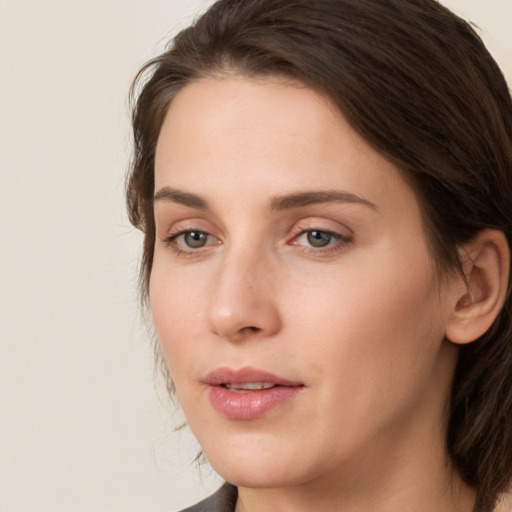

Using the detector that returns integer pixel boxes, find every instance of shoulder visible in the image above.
[178,483,238,512]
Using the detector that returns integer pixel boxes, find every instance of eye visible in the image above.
[180,231,209,249]
[304,230,335,248]
[289,227,352,255]
[165,229,219,254]
[294,229,345,248]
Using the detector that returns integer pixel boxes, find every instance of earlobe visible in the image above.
[445,229,510,345]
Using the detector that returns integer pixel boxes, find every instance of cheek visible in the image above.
[285,263,446,450]
[149,264,206,376]
[285,248,444,382]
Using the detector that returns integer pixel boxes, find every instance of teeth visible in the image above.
[225,382,275,391]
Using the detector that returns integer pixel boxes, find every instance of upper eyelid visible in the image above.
[295,228,348,238]
[291,229,351,245]
[167,229,215,242]
[292,218,353,236]
[158,216,353,239]
[153,205,223,234]
[158,217,217,237]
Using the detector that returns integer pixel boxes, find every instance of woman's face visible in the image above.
[151,77,459,490]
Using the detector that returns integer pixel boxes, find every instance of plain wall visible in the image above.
[1,1,510,511]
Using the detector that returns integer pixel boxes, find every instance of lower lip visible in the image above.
[207,385,303,420]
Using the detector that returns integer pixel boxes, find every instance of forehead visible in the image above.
[156,76,341,164]
[154,76,420,221]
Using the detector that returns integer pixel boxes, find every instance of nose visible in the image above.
[208,245,282,342]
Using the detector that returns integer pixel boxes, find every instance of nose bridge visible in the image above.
[208,237,280,340]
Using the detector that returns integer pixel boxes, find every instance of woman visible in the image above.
[126,1,512,511]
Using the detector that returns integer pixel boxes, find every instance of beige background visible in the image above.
[0,1,510,511]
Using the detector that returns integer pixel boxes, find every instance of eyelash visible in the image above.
[290,228,352,255]
[163,227,352,257]
[164,230,217,256]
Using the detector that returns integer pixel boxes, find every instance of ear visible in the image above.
[445,229,510,345]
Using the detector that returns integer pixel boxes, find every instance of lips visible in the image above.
[204,367,304,420]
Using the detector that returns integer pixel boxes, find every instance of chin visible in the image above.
[211,460,304,489]
[200,432,316,489]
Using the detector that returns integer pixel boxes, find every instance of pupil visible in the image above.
[185,231,207,248]
[307,231,331,247]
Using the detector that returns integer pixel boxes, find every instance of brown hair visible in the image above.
[126,1,512,510]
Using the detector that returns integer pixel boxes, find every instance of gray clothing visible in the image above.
[179,483,237,512]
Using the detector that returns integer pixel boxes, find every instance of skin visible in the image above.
[150,76,475,512]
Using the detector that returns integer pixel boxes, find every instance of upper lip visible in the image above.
[203,367,303,387]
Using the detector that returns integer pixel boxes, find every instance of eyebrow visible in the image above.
[269,190,377,211]
[153,187,377,212]
[153,187,209,210]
